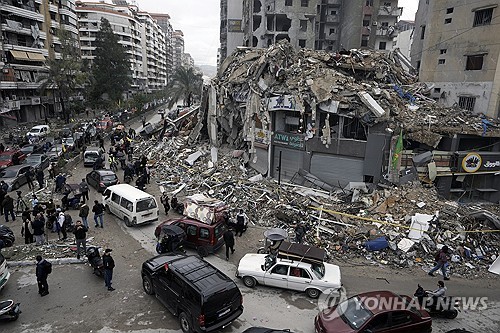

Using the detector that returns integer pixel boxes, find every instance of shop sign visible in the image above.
[268,95,300,111]
[460,152,500,173]
[273,131,305,150]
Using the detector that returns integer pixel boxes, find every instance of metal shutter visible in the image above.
[310,154,364,188]
[272,147,303,181]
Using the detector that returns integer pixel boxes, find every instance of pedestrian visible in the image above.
[31,194,38,209]
[103,249,115,291]
[32,214,45,245]
[144,166,151,184]
[25,168,34,190]
[235,209,248,237]
[73,221,87,260]
[160,192,170,215]
[141,115,146,127]
[79,203,90,229]
[45,199,55,216]
[98,137,104,150]
[36,168,44,189]
[35,255,51,296]
[428,245,450,280]
[92,200,104,228]
[79,178,89,203]
[223,228,235,261]
[294,222,307,244]
[21,209,34,244]
[0,143,4,153]
[2,194,15,222]
[57,211,67,240]
[48,162,55,179]
[55,173,66,193]
[135,174,146,191]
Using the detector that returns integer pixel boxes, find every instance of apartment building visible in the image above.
[172,29,184,70]
[412,0,500,118]
[182,52,194,69]
[150,13,173,83]
[0,0,79,123]
[219,0,402,65]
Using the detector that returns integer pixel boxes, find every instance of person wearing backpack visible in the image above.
[36,255,51,296]
[235,209,248,237]
[428,245,450,280]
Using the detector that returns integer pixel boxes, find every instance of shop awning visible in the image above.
[26,52,45,61]
[9,50,29,61]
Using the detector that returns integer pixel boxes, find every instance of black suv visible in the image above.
[141,254,243,333]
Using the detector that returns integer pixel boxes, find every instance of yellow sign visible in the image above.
[462,152,482,173]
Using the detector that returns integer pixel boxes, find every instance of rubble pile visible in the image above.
[215,40,500,147]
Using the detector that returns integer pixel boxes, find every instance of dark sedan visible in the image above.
[20,144,43,157]
[315,291,432,333]
[46,144,64,162]
[22,154,49,171]
[0,165,35,191]
[86,169,119,192]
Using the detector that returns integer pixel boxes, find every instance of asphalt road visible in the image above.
[1,109,499,333]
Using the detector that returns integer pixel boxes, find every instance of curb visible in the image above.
[7,257,87,267]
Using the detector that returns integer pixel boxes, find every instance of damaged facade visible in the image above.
[219,0,402,65]
[209,40,500,203]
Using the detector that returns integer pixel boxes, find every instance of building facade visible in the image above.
[150,13,173,83]
[411,0,500,118]
[172,29,184,70]
[219,0,402,65]
[0,0,79,123]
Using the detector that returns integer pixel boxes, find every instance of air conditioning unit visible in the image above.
[372,22,378,26]
[50,28,55,34]
[51,43,55,48]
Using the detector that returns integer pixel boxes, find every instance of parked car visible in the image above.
[0,165,35,191]
[141,253,244,333]
[83,147,104,167]
[46,144,64,162]
[26,125,50,139]
[62,137,75,150]
[20,144,43,157]
[96,118,113,132]
[236,242,341,299]
[0,150,26,169]
[155,217,227,257]
[86,169,118,192]
[314,291,432,333]
[22,154,49,171]
[0,252,10,290]
[59,126,73,138]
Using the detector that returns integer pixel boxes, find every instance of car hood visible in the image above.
[323,263,342,289]
[317,306,354,333]
[0,161,11,167]
[237,253,267,274]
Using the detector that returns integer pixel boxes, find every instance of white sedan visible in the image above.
[236,253,341,298]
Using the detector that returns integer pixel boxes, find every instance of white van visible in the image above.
[102,184,159,227]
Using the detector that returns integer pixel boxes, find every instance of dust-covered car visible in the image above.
[236,242,341,298]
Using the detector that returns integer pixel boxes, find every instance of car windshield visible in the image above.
[204,287,239,311]
[30,128,41,133]
[0,155,12,161]
[263,255,277,271]
[0,169,18,178]
[98,121,108,127]
[50,146,62,152]
[64,138,74,144]
[339,296,373,330]
[22,146,34,152]
[85,152,99,158]
[102,174,117,182]
[25,156,41,163]
[136,198,157,212]
[311,263,326,279]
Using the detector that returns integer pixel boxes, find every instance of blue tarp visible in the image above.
[365,236,389,251]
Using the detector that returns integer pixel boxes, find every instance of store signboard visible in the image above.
[459,152,500,173]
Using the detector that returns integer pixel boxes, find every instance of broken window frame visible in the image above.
[473,8,493,27]
[465,54,484,70]
[298,39,306,48]
[319,112,340,140]
[285,0,292,6]
[301,0,308,7]
[444,18,452,24]
[341,116,368,141]
[438,59,445,65]
[299,20,307,32]
[379,41,387,50]
[447,7,454,14]
[420,25,426,39]
[458,96,476,111]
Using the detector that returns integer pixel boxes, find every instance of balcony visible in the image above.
[378,6,403,17]
[326,15,340,23]
[1,4,44,22]
[376,26,398,37]
[323,0,341,5]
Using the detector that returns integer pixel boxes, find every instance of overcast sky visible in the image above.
[137,0,419,67]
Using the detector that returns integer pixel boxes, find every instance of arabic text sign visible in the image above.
[273,132,305,150]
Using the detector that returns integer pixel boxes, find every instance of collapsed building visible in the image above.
[206,40,500,203]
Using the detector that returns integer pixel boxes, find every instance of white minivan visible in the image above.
[102,184,159,227]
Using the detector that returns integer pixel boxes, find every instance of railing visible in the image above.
[378,6,403,17]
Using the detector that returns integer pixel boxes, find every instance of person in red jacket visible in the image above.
[428,245,450,280]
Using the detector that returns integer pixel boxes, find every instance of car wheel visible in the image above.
[124,217,132,227]
[445,310,458,319]
[142,275,154,295]
[257,247,267,254]
[242,276,256,288]
[306,288,321,299]
[197,246,209,258]
[179,312,192,333]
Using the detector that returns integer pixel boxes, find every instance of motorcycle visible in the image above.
[0,300,21,321]
[86,246,104,277]
[414,284,459,319]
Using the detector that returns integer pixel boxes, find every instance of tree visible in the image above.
[38,29,86,123]
[90,18,131,106]
[164,66,203,108]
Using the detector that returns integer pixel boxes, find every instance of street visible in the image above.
[1,110,499,333]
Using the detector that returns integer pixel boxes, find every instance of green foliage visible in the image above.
[164,67,203,108]
[89,18,131,107]
[38,28,86,123]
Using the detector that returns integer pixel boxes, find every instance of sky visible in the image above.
[137,0,419,67]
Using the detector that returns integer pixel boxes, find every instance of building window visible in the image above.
[473,8,493,27]
[379,41,386,50]
[366,0,373,6]
[342,117,367,141]
[434,88,441,93]
[299,39,306,48]
[440,49,447,54]
[285,0,292,5]
[381,22,389,27]
[363,19,371,26]
[466,54,484,70]
[300,20,307,32]
[420,25,426,39]
[301,0,308,7]
[329,28,335,34]
[438,59,445,64]
[447,7,454,14]
[330,10,337,15]
[361,36,369,47]
[383,2,391,6]
[445,18,452,24]
[459,96,476,111]
[416,61,421,70]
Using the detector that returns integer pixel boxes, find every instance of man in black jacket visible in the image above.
[32,213,45,245]
[2,194,15,222]
[223,228,235,261]
[35,255,50,296]
[92,200,104,228]
[103,249,115,291]
[73,221,87,260]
